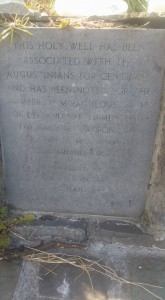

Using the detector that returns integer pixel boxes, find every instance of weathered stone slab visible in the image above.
[0,29,164,216]
[12,243,165,300]
[13,216,87,246]
[12,244,130,300]
[0,0,40,17]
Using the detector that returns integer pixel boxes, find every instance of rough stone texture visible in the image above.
[12,216,87,246]
[87,218,162,247]
[99,219,143,234]
[10,216,165,248]
[145,76,165,238]
[13,225,86,246]
[0,29,164,217]
[0,0,41,16]
[96,219,153,245]
[0,0,29,15]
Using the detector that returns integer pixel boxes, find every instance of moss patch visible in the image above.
[0,205,35,249]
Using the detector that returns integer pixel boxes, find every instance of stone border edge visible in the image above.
[144,74,165,240]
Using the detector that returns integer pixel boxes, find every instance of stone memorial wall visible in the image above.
[0,29,164,217]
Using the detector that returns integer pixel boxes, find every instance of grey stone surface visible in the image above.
[39,263,109,300]
[13,225,86,246]
[0,0,29,15]
[96,219,154,245]
[10,216,165,248]
[11,242,165,300]
[0,0,41,17]
[99,219,143,234]
[0,259,22,300]
[128,253,165,300]
[11,216,87,247]
[87,218,164,246]
[0,29,165,217]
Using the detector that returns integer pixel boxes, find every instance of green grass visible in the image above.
[0,15,34,46]
[126,0,148,12]
[0,205,35,249]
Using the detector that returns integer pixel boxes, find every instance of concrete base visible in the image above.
[1,241,165,300]
[1,215,165,300]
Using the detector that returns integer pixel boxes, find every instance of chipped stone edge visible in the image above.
[12,224,87,247]
[144,74,165,240]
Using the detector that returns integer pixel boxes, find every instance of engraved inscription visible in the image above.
[0,30,163,216]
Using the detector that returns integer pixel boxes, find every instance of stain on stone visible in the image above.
[100,220,143,234]
[39,216,87,231]
[39,260,109,300]
[57,277,70,298]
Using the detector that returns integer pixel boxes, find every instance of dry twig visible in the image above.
[25,247,164,300]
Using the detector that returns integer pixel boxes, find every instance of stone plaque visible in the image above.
[0,29,164,216]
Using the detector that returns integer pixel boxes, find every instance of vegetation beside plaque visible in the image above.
[0,15,34,46]
[0,204,35,249]
[126,0,148,12]
[58,18,71,29]
[25,0,56,16]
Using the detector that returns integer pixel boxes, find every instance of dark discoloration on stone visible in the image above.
[145,76,165,236]
[87,218,155,246]
[99,220,143,234]
[13,216,87,245]
[40,215,87,230]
